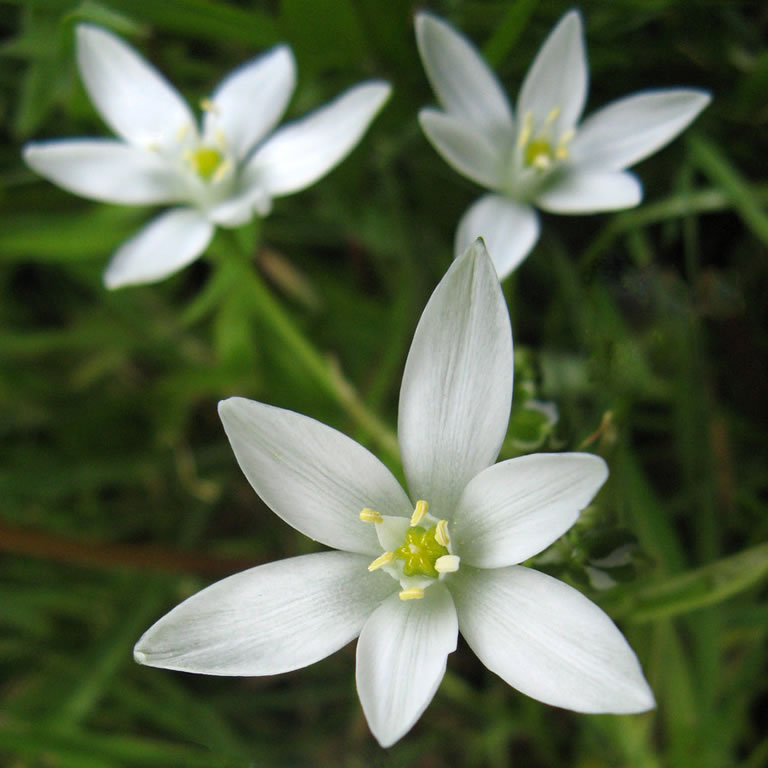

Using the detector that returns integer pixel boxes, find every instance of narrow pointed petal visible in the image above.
[247,81,391,197]
[103,209,213,289]
[135,551,395,675]
[23,139,181,204]
[517,11,587,135]
[455,194,540,280]
[207,185,272,227]
[419,109,507,189]
[453,566,655,713]
[536,170,642,213]
[218,397,412,556]
[356,583,457,747]
[398,241,513,517]
[453,453,608,568]
[570,89,711,171]
[415,12,514,142]
[203,45,296,161]
[76,25,195,148]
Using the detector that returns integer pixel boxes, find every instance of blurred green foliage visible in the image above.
[1,0,767,766]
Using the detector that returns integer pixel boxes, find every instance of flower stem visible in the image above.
[218,230,400,464]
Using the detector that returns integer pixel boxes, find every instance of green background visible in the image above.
[1,0,767,765]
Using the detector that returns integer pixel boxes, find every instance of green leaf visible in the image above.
[606,542,768,622]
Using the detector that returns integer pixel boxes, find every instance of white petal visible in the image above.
[419,109,507,190]
[76,25,195,148]
[453,565,655,713]
[415,12,514,143]
[203,45,296,161]
[247,81,391,197]
[535,170,642,213]
[453,453,608,568]
[134,551,395,675]
[356,583,457,747]
[398,241,513,518]
[570,89,711,171]
[517,11,587,135]
[23,139,182,204]
[207,185,272,227]
[103,209,213,289]
[218,397,412,556]
[455,194,540,279]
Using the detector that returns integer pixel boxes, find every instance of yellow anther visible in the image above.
[410,500,428,527]
[559,128,575,145]
[517,112,534,148]
[176,122,191,142]
[212,158,232,183]
[368,551,394,571]
[360,508,383,524]
[435,554,460,573]
[434,519,450,547]
[215,129,228,150]
[555,145,569,161]
[200,98,218,114]
[544,106,561,126]
[399,587,425,601]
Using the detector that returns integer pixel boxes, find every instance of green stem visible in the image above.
[220,230,400,464]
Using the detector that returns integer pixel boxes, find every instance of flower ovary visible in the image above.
[394,525,449,578]
[190,147,224,180]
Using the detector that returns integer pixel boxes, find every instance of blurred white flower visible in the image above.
[416,11,710,278]
[134,240,654,747]
[23,25,390,289]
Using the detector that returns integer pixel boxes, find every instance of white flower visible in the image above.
[22,25,390,289]
[133,240,654,747]
[416,11,710,279]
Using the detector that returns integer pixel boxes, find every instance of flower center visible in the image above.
[517,108,573,173]
[190,146,225,181]
[360,500,460,601]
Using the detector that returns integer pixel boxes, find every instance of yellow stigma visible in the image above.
[368,551,394,571]
[190,147,224,181]
[399,587,425,601]
[410,499,428,526]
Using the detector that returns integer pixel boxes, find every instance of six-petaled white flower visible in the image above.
[416,11,710,279]
[23,25,390,289]
[133,241,654,748]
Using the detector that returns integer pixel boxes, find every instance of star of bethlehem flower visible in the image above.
[416,10,711,279]
[134,240,654,747]
[22,25,390,289]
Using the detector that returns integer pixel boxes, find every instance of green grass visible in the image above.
[1,0,767,765]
